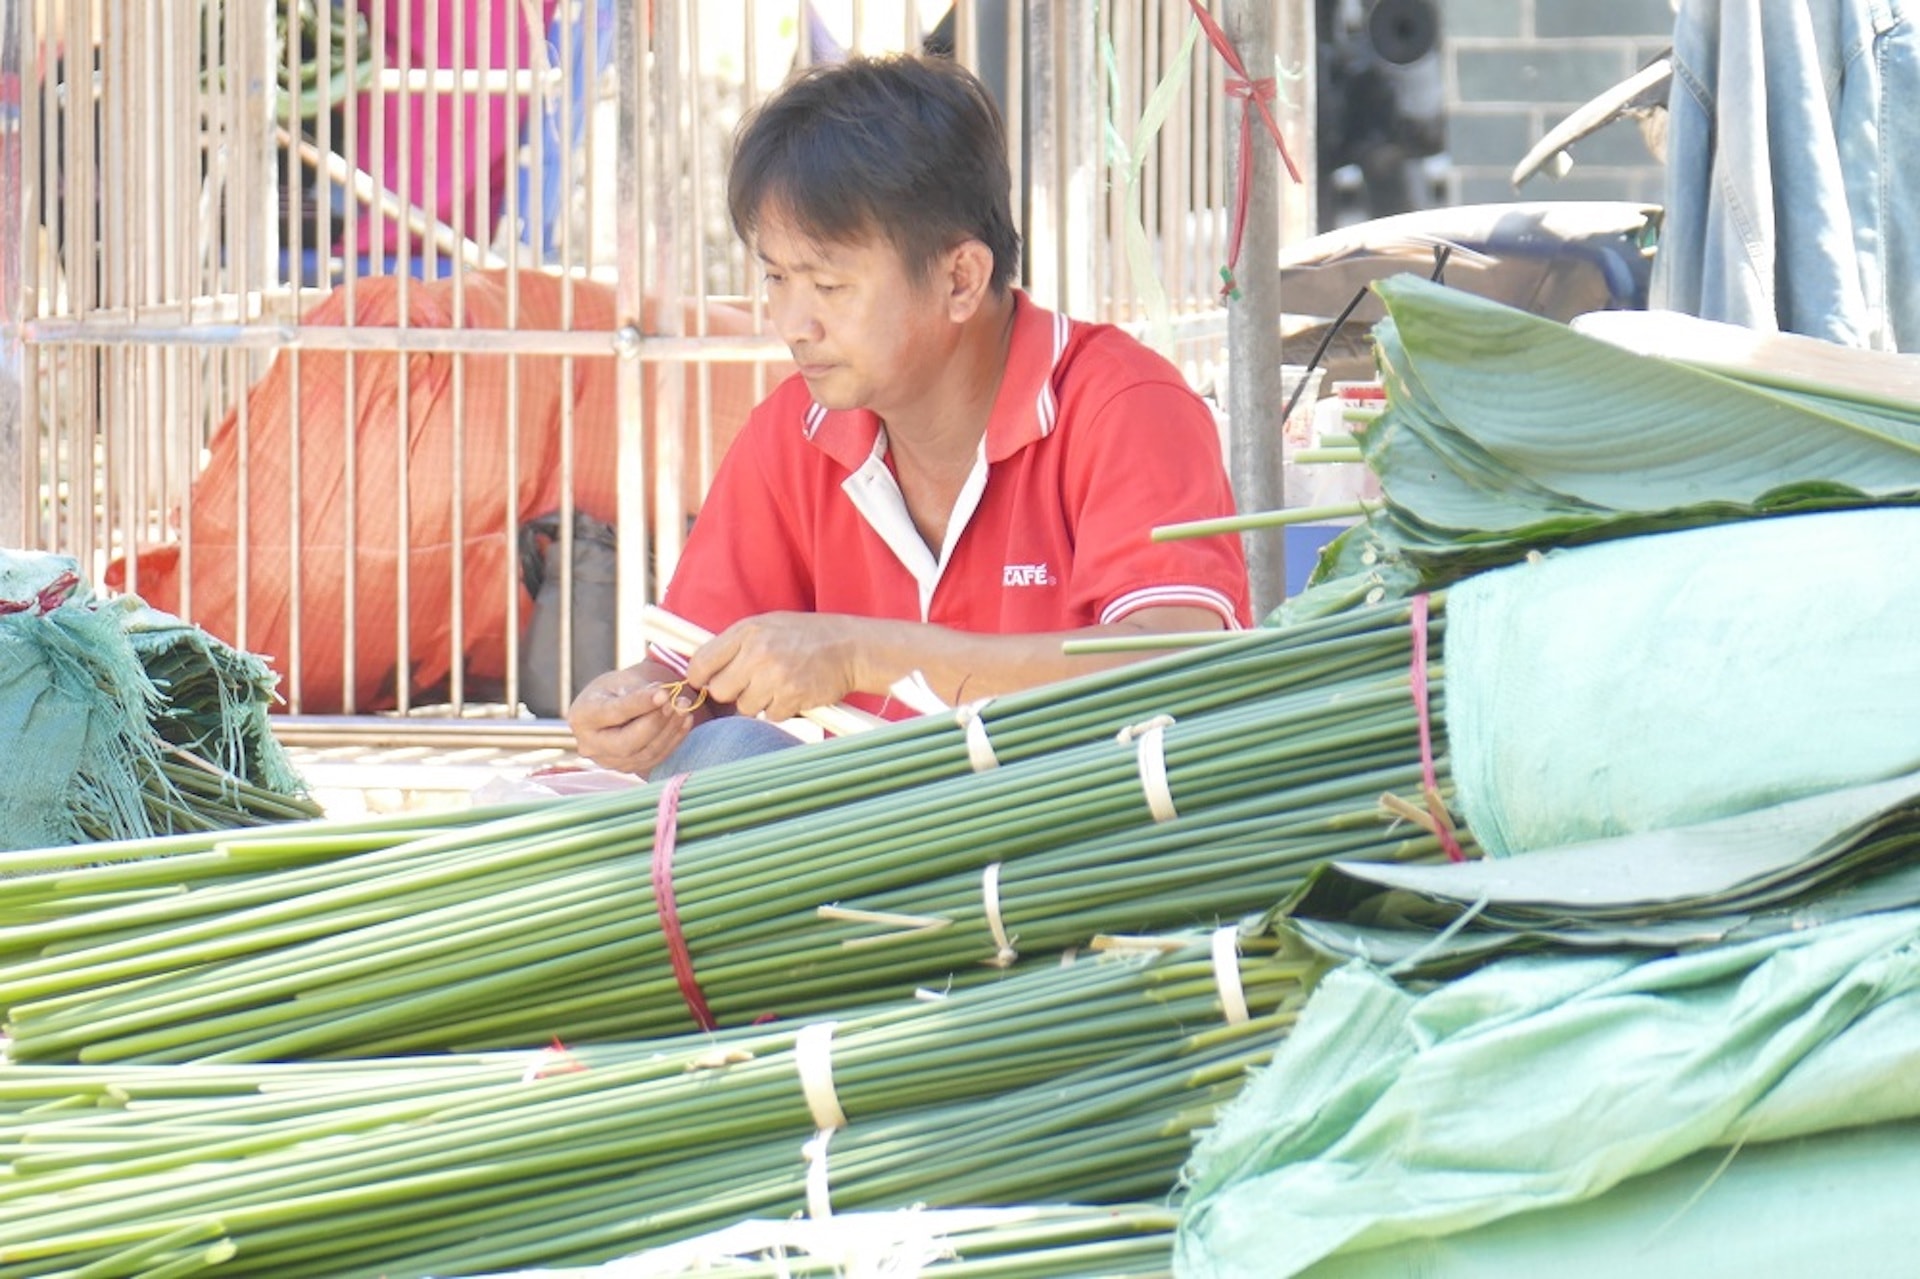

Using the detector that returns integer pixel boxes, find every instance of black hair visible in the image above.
[728,54,1021,292]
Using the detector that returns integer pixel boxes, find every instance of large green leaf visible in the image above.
[1372,277,1920,516]
[1289,278,1920,615]
[1273,771,1920,976]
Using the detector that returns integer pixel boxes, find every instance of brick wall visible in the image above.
[1439,0,1675,207]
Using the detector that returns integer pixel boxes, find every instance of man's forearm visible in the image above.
[678,607,1229,723]
[848,607,1228,705]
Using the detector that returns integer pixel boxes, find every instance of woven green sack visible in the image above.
[0,550,314,848]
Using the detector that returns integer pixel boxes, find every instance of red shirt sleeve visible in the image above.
[1058,378,1252,628]
[656,407,816,668]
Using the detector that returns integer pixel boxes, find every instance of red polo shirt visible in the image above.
[657,291,1251,711]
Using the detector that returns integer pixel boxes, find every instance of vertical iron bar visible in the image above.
[0,0,24,547]
[1102,0,1126,320]
[687,4,712,504]
[451,0,471,709]
[1060,0,1097,318]
[393,0,415,711]
[1277,0,1314,243]
[1158,0,1184,324]
[648,0,684,597]
[499,0,522,714]
[21,3,49,551]
[422,0,440,280]
[228,0,252,648]
[555,0,581,711]
[179,0,206,619]
[116,0,133,574]
[1023,0,1059,309]
[745,0,768,410]
[342,0,365,711]
[64,0,91,570]
[316,0,334,287]
[145,2,169,548]
[524,0,545,261]
[578,0,599,269]
[284,0,305,709]
[1001,0,1023,292]
[1223,0,1284,617]
[613,0,651,665]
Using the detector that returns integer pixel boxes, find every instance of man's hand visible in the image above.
[681,604,1230,718]
[567,663,707,777]
[685,612,865,723]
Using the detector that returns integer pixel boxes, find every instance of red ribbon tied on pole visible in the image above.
[1186,0,1304,299]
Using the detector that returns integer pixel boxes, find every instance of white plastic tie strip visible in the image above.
[955,698,1000,772]
[624,1207,1039,1273]
[803,1127,836,1221]
[1212,925,1250,1026]
[795,1020,848,1133]
[891,669,952,715]
[982,861,1019,968]
[1117,714,1179,823]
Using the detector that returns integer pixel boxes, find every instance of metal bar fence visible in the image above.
[4,0,1256,745]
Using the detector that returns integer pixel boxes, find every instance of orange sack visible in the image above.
[107,271,774,714]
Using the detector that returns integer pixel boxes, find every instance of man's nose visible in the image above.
[771,292,823,346]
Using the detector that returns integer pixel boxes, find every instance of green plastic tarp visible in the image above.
[1443,507,1920,857]
[1298,1118,1920,1279]
[1176,906,1920,1278]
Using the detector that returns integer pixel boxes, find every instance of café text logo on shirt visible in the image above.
[1003,563,1056,587]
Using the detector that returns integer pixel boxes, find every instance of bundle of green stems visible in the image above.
[102,753,323,841]
[0,604,1409,926]
[0,600,1461,1062]
[513,1205,1177,1279]
[131,641,320,835]
[0,939,1305,1277]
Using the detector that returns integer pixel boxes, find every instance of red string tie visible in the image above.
[651,772,719,1032]
[524,1036,588,1081]
[0,570,80,616]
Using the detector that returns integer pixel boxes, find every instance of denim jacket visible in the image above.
[1652,0,1919,352]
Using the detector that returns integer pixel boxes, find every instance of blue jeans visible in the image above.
[652,715,804,778]
[1654,0,1920,351]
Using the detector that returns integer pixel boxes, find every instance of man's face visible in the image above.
[754,211,956,421]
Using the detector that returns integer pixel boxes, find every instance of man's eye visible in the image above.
[763,272,785,287]
[815,282,842,294]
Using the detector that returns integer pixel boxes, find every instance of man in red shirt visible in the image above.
[571,54,1249,777]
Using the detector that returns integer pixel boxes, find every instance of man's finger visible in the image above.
[692,649,755,708]
[580,700,691,776]
[577,681,671,728]
[684,626,747,691]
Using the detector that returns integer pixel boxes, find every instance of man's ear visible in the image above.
[943,239,997,321]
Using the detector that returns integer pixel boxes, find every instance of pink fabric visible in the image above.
[351,0,562,253]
